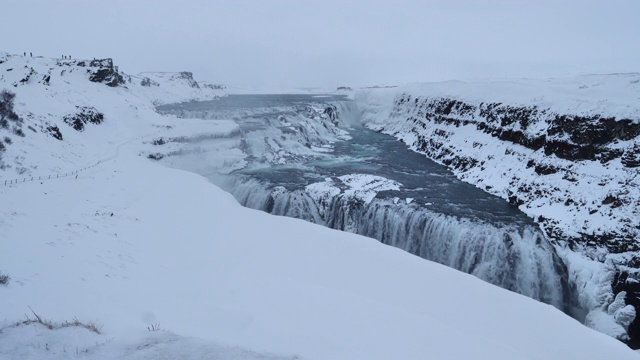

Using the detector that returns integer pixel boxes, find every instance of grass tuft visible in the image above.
[14,307,103,334]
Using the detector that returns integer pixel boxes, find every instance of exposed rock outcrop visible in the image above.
[83,58,124,87]
[63,106,104,131]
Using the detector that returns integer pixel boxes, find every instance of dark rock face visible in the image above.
[77,58,124,87]
[63,106,104,131]
[14,67,37,87]
[89,68,124,87]
[202,83,225,90]
[397,96,639,164]
[324,105,339,124]
[550,116,640,144]
[534,163,559,175]
[546,116,640,162]
[614,272,640,349]
[178,72,200,88]
[46,125,63,140]
[622,143,640,168]
[147,153,164,160]
[140,77,159,87]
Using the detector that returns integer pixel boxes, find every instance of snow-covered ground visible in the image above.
[2,146,638,360]
[0,53,638,359]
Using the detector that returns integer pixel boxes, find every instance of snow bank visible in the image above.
[1,154,637,359]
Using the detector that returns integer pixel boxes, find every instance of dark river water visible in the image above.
[241,121,537,226]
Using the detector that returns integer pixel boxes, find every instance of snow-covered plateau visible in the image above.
[0,52,638,359]
[356,75,640,346]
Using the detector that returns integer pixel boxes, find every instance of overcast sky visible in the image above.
[1,0,639,89]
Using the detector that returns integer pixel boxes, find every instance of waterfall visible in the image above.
[225,176,571,311]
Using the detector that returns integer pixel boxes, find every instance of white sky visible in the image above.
[1,0,639,89]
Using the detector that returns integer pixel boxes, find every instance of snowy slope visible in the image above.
[2,152,638,360]
[0,52,225,179]
[356,74,640,343]
[0,53,638,359]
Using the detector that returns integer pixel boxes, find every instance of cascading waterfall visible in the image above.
[353,202,569,309]
[158,95,575,316]
[231,179,326,224]
[225,176,571,311]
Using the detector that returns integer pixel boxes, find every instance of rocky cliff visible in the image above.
[357,74,640,346]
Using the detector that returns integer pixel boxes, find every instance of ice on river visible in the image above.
[306,174,402,205]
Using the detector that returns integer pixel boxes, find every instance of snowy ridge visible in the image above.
[356,74,640,344]
[134,71,225,105]
[0,53,638,358]
[400,74,640,120]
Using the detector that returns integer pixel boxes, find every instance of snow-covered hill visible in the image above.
[0,53,638,359]
[357,74,640,345]
[0,52,225,178]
